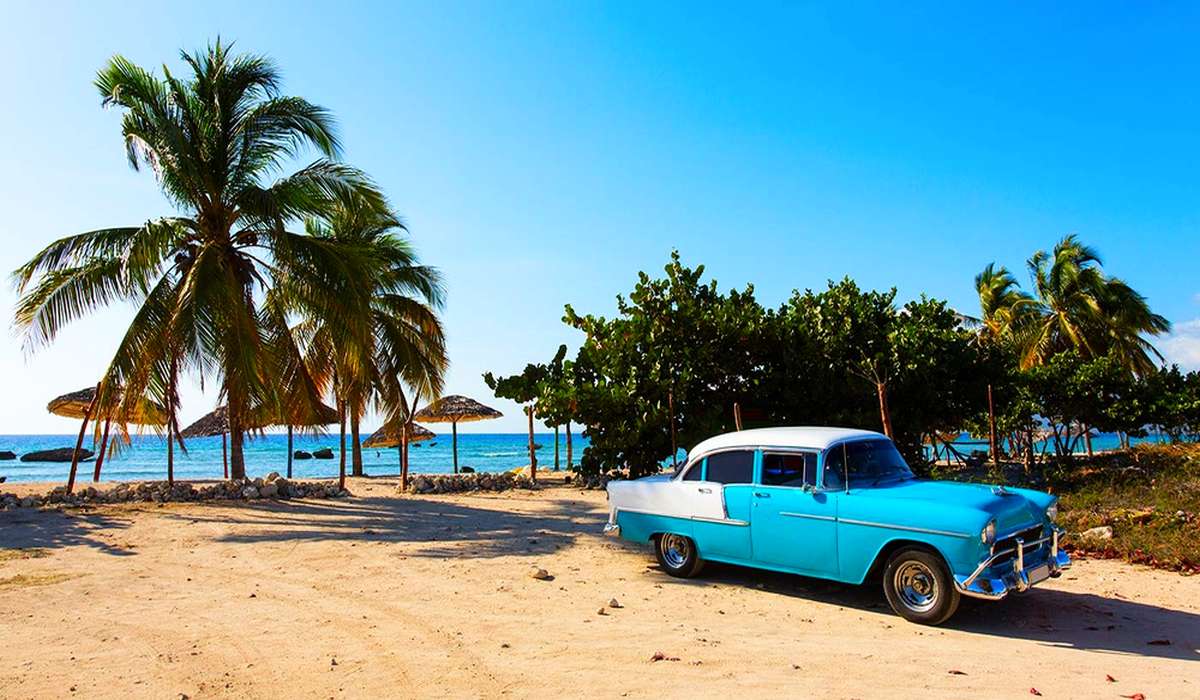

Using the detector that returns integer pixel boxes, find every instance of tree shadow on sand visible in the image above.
[0,508,137,557]
[653,561,1200,663]
[153,493,604,560]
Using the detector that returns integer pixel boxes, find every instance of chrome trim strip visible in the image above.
[779,512,837,522]
[612,508,749,527]
[691,516,749,527]
[838,518,972,539]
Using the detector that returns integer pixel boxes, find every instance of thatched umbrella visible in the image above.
[181,402,338,479]
[363,421,435,490]
[48,385,167,493]
[413,395,502,474]
[363,422,435,448]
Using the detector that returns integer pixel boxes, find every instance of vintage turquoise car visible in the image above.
[603,427,1070,624]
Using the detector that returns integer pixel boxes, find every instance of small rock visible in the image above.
[529,567,552,580]
[1080,525,1114,541]
[608,598,622,609]
[596,607,607,616]
[241,486,260,499]
[258,483,279,498]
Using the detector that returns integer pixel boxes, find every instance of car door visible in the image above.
[750,450,839,576]
[688,449,755,561]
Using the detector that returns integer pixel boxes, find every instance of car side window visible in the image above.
[761,452,817,487]
[680,460,704,481]
[823,444,845,489]
[704,450,754,484]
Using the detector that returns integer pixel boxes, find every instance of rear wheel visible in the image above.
[655,533,705,578]
[882,547,960,625]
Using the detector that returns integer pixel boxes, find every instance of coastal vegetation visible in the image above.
[10,41,445,487]
[487,244,1193,480]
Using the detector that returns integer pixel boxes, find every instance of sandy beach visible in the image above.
[1,476,1197,699]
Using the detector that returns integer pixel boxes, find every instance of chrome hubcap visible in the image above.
[894,561,938,612]
[661,534,691,569]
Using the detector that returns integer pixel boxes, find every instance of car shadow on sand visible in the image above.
[652,560,1200,662]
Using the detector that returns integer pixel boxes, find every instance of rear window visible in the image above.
[761,452,817,487]
[704,450,754,484]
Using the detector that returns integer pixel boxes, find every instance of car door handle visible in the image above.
[754,492,771,498]
[698,487,712,494]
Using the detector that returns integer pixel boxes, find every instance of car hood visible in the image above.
[866,479,1046,534]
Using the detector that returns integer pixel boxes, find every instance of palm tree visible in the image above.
[293,194,448,487]
[12,41,385,481]
[1021,236,1169,374]
[975,236,1169,375]
[972,263,1036,345]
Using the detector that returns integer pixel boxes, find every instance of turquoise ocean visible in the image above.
[0,432,590,484]
[0,430,1172,485]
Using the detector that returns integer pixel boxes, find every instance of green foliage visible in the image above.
[489,252,994,478]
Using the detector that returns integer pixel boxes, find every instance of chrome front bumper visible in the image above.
[954,527,1071,600]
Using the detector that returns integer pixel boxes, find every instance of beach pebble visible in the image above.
[608,598,622,608]
[529,567,552,580]
[596,607,607,616]
[1080,525,1114,541]
[258,483,279,498]
[241,486,261,499]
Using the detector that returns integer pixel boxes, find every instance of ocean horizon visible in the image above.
[0,430,1173,485]
[0,432,592,484]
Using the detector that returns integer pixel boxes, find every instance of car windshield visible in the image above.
[825,439,914,488]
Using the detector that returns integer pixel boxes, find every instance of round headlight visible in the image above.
[1046,502,1058,523]
[981,520,996,545]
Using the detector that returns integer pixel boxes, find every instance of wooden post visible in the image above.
[1084,425,1094,457]
[554,425,560,471]
[987,384,999,469]
[669,391,678,468]
[527,405,537,483]
[66,397,95,494]
[222,432,229,479]
[452,421,459,474]
[287,425,294,479]
[92,418,112,482]
[733,402,743,431]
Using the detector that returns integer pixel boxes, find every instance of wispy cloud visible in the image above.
[1159,319,1200,371]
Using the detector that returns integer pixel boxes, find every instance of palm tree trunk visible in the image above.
[452,421,459,474]
[1084,425,1094,457]
[66,389,97,494]
[400,422,409,491]
[222,432,228,479]
[554,425,560,471]
[876,382,894,439]
[229,429,246,480]
[338,401,347,490]
[167,421,175,487]
[527,405,537,483]
[92,418,112,482]
[987,384,999,468]
[351,412,363,477]
[287,426,294,479]
[566,421,573,469]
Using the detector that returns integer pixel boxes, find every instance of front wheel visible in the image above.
[655,533,705,578]
[882,547,960,625]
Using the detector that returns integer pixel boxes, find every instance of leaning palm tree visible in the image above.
[1020,236,1169,374]
[290,193,448,486]
[12,41,385,483]
[975,235,1169,375]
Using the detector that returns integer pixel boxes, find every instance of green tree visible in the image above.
[12,41,385,480]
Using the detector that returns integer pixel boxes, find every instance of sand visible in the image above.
[1,475,1197,699]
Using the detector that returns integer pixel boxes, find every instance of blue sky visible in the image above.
[1,2,1198,433]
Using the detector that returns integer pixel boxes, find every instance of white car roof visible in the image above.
[687,426,885,458]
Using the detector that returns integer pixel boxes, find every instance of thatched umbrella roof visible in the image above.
[413,395,502,424]
[180,402,339,438]
[47,386,166,424]
[363,422,435,448]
